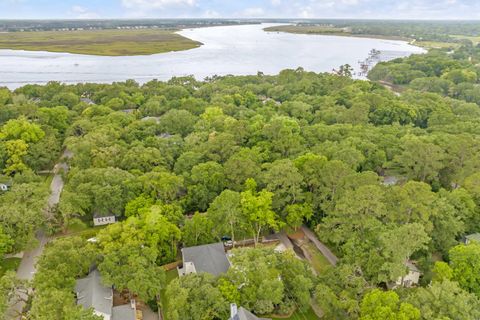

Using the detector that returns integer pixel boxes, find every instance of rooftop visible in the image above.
[182,242,230,276]
[229,304,271,320]
[75,269,113,316]
[466,233,480,243]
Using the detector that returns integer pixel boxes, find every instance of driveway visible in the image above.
[301,225,338,266]
[6,150,70,319]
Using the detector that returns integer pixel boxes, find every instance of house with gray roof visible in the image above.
[229,304,271,320]
[179,242,231,277]
[464,233,480,245]
[75,269,136,320]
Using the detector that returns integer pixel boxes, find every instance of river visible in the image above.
[0,23,425,89]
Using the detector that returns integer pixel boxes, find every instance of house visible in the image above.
[93,213,116,227]
[229,304,271,320]
[80,97,95,105]
[178,242,231,277]
[75,269,136,320]
[395,261,421,288]
[140,116,160,124]
[382,176,403,186]
[464,233,480,245]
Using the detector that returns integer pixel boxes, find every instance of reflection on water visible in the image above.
[0,24,425,89]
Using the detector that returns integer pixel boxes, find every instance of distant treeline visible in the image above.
[0,19,257,32]
[295,19,480,42]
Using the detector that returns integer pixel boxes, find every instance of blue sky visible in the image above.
[0,0,479,20]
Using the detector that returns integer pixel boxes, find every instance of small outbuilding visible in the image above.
[93,213,116,227]
[179,242,231,277]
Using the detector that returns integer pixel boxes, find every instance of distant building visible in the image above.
[80,97,95,105]
[140,116,161,124]
[93,213,116,227]
[382,176,404,186]
[179,242,231,277]
[75,269,136,320]
[229,304,271,320]
[464,233,480,245]
[395,261,421,288]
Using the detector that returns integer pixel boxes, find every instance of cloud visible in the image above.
[121,0,197,10]
[70,5,100,19]
[240,7,265,17]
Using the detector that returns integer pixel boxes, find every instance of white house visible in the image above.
[93,214,116,227]
[395,261,421,288]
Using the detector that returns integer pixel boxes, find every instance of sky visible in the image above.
[0,0,479,20]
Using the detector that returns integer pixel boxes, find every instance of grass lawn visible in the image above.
[414,40,460,50]
[451,34,480,45]
[0,257,21,277]
[271,306,319,320]
[56,218,107,239]
[0,29,202,56]
[303,242,332,274]
[159,268,179,320]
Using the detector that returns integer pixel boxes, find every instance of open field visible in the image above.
[414,40,461,50]
[264,25,410,41]
[451,34,480,45]
[0,29,202,56]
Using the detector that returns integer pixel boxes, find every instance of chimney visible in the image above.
[230,303,238,318]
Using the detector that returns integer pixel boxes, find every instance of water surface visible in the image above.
[0,24,425,89]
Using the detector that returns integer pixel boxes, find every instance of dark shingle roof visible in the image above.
[182,242,230,276]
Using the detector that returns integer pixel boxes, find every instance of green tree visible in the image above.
[165,273,228,320]
[449,243,480,296]
[407,280,480,320]
[240,179,282,246]
[360,289,420,320]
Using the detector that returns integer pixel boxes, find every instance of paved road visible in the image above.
[301,225,338,266]
[6,151,70,319]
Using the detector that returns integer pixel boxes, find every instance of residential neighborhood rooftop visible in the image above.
[75,269,136,320]
[75,269,113,316]
[181,242,230,276]
[465,233,480,243]
[229,304,271,320]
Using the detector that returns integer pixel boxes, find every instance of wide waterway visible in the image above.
[0,23,425,89]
